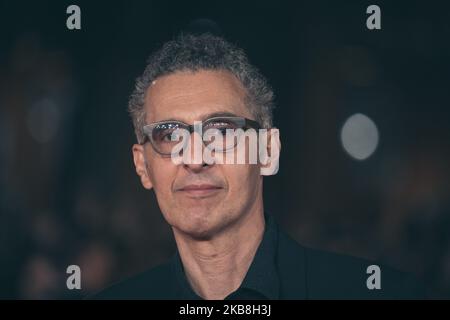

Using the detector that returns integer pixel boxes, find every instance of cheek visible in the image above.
[148,162,179,222]
[223,164,261,198]
[147,159,177,195]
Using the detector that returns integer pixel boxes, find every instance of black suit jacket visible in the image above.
[92,214,426,299]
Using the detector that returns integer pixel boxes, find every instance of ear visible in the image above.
[132,144,153,190]
[260,128,281,176]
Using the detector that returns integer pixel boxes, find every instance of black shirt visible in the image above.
[174,213,279,300]
[93,213,426,299]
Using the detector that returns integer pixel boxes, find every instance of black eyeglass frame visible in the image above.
[141,116,262,156]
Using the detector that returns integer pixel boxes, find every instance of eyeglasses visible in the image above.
[142,116,261,156]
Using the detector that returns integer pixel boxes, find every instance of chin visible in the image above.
[174,210,226,240]
[183,228,216,241]
[171,220,214,240]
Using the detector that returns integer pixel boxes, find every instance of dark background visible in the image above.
[0,0,449,299]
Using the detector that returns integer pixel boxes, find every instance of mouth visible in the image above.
[177,184,223,198]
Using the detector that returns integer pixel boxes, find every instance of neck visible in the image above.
[173,202,265,300]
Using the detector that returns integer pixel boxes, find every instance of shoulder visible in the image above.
[277,229,427,299]
[88,261,177,300]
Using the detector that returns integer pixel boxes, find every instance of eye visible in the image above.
[153,124,181,142]
[162,131,175,142]
[205,120,238,135]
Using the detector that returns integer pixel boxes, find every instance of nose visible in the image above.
[183,132,212,173]
[184,161,210,173]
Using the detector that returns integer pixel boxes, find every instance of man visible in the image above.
[94,33,425,299]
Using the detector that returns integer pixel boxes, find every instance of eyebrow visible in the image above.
[157,111,240,123]
[201,111,239,120]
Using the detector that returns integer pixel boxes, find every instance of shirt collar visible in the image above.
[171,212,280,300]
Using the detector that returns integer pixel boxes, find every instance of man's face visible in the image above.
[132,70,264,239]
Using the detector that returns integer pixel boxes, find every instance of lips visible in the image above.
[177,184,223,197]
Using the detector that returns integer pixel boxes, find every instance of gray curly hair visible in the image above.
[128,33,275,144]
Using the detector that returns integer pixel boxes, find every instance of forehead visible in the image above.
[144,70,251,123]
